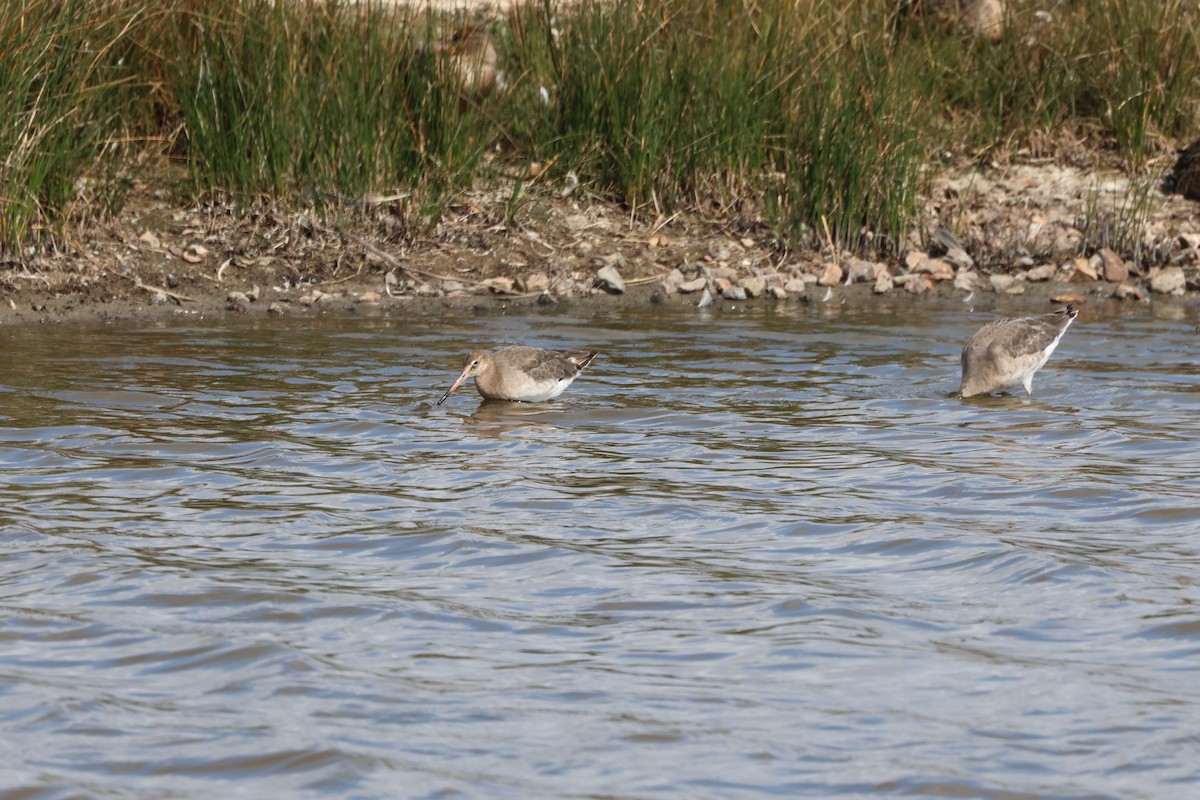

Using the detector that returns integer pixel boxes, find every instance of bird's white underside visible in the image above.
[506,376,576,402]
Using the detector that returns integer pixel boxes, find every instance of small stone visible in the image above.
[479,276,515,294]
[385,271,402,296]
[905,251,929,270]
[713,276,733,294]
[1098,249,1127,283]
[138,230,160,248]
[1050,293,1087,305]
[722,285,747,301]
[677,277,707,294]
[769,285,788,300]
[522,271,551,293]
[954,271,977,291]
[739,276,767,298]
[595,265,625,294]
[659,268,684,292]
[1179,232,1200,250]
[783,278,808,294]
[818,263,843,286]
[267,301,286,314]
[873,271,894,294]
[298,290,326,306]
[989,274,1014,293]
[740,237,755,248]
[922,258,955,280]
[1151,266,1186,295]
[357,291,383,304]
[1024,264,1056,282]
[1114,283,1148,302]
[712,265,738,280]
[151,291,169,305]
[1005,283,1026,295]
[905,275,932,294]
[846,258,877,283]
[226,291,250,312]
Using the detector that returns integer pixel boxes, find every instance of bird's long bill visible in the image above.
[437,370,471,405]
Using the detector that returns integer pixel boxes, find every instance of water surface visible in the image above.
[1,301,1198,798]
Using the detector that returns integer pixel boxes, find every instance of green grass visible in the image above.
[0,0,146,251]
[167,0,491,202]
[3,0,1200,259]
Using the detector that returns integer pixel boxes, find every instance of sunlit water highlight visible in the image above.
[1,302,1198,798]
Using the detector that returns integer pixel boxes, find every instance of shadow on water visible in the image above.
[1,303,1198,797]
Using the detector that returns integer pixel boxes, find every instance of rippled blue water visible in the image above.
[1,302,1198,798]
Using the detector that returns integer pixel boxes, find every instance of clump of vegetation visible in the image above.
[0,0,146,252]
[2,0,1199,261]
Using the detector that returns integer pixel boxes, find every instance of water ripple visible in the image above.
[0,307,1197,797]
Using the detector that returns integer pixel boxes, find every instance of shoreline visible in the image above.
[3,160,1200,328]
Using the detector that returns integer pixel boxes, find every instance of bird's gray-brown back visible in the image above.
[967,307,1075,360]
[496,346,593,382]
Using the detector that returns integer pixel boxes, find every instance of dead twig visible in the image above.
[96,261,195,304]
[343,232,462,283]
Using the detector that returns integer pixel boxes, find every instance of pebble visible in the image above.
[846,258,877,283]
[594,265,625,294]
[268,301,286,314]
[989,274,1015,292]
[818,263,843,286]
[479,277,515,294]
[1114,283,1148,302]
[1070,258,1098,281]
[722,285,747,301]
[768,285,788,300]
[1151,266,1186,295]
[954,271,977,291]
[226,290,251,312]
[677,277,707,294]
[783,278,808,294]
[905,275,932,295]
[873,271,894,294]
[922,258,955,280]
[739,276,766,298]
[357,291,383,304]
[1098,249,1128,283]
[522,271,551,293]
[1024,264,1056,282]
[1051,293,1087,305]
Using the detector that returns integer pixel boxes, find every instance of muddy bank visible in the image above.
[3,160,1200,327]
